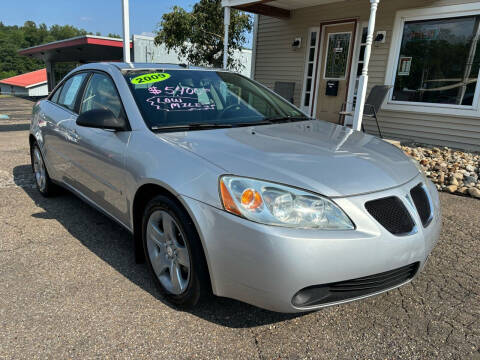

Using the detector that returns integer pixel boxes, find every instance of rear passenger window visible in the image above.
[57,73,87,112]
[50,85,62,103]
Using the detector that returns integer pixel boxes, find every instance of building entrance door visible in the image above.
[315,22,355,123]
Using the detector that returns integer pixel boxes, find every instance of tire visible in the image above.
[142,195,210,308]
[31,143,56,197]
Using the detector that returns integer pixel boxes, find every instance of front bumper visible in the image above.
[181,174,442,313]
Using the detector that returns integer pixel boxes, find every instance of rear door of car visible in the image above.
[40,72,89,182]
[69,71,132,225]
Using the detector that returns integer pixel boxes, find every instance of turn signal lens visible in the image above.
[241,189,263,210]
[220,179,241,215]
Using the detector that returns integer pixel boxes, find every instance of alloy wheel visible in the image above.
[146,210,191,295]
[33,147,47,192]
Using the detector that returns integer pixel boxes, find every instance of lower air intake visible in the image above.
[292,262,420,308]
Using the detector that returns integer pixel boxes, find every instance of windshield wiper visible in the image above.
[227,116,310,129]
[262,116,310,123]
[151,123,233,132]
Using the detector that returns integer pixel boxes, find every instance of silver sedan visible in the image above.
[30,63,441,313]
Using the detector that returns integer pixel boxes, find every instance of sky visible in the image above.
[1,0,252,46]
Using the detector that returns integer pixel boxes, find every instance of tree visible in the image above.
[0,21,118,80]
[154,0,252,70]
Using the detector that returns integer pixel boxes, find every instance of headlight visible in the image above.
[219,176,354,230]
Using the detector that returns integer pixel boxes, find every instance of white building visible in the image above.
[133,34,253,78]
[0,68,48,97]
[222,0,480,151]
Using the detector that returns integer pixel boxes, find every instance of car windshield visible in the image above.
[123,69,308,130]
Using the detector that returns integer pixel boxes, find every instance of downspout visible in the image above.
[45,60,55,93]
[223,6,231,69]
[352,0,379,131]
[250,14,259,79]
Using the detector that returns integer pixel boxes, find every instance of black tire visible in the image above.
[30,143,57,197]
[142,195,211,308]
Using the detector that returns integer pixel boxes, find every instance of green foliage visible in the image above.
[154,0,252,70]
[0,21,112,80]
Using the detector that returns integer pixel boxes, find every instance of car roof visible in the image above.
[74,62,227,73]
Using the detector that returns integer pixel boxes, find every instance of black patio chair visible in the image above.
[338,85,392,138]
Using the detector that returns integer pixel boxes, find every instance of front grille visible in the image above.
[365,196,415,235]
[292,262,420,307]
[410,184,432,227]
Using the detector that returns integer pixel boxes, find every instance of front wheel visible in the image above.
[142,195,210,308]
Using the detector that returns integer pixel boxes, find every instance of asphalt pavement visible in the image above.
[0,96,479,359]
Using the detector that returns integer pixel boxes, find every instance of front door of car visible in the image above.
[69,72,131,225]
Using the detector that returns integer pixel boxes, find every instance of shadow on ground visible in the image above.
[0,123,30,132]
[13,164,301,328]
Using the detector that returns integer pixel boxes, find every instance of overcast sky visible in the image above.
[2,0,252,46]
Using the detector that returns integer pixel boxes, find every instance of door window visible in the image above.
[351,26,368,110]
[302,28,320,112]
[324,32,352,80]
[80,73,123,118]
[57,73,87,111]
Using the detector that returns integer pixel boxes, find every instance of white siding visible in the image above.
[27,83,48,97]
[254,0,480,151]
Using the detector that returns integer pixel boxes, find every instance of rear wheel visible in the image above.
[142,195,210,308]
[31,144,56,197]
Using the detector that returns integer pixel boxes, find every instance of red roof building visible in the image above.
[0,68,47,88]
[0,69,48,97]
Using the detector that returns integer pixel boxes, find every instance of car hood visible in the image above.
[157,120,418,197]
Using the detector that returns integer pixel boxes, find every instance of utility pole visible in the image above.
[122,0,131,63]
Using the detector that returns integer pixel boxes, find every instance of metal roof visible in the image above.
[0,69,47,88]
[18,35,132,63]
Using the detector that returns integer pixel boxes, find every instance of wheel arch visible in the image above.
[131,182,215,292]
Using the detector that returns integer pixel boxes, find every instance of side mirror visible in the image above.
[76,109,128,131]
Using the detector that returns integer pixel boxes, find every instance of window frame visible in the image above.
[49,84,63,104]
[384,3,480,117]
[77,70,131,131]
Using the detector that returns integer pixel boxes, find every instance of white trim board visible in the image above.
[383,2,480,118]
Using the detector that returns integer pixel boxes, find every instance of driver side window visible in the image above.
[80,73,123,118]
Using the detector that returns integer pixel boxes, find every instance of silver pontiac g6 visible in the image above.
[30,63,441,313]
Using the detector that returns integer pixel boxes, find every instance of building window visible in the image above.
[392,15,480,107]
[351,26,368,109]
[324,32,352,79]
[302,28,319,112]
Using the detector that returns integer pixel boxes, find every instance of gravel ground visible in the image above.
[0,97,479,359]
